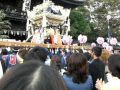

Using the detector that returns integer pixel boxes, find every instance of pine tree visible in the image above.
[0,10,11,39]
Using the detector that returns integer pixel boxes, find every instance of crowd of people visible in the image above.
[0,45,120,90]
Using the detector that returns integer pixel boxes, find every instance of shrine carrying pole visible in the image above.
[0,41,91,50]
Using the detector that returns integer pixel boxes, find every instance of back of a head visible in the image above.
[92,46,102,57]
[0,61,67,90]
[24,46,49,63]
[1,48,8,55]
[108,54,120,79]
[66,53,88,83]
[100,49,110,64]
[83,52,92,61]
[27,65,66,90]
[77,48,83,53]
[17,48,29,64]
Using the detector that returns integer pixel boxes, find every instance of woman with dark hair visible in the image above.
[63,53,93,90]
[96,54,120,90]
[0,61,67,90]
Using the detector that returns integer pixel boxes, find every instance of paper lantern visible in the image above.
[78,34,87,44]
[96,37,104,45]
[62,35,73,45]
[105,45,113,52]
[102,42,109,48]
[110,38,118,45]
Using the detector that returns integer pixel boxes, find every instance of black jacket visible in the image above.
[89,59,105,90]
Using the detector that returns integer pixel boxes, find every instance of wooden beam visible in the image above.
[0,41,91,49]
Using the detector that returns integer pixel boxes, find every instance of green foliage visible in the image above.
[0,10,11,31]
[69,0,120,42]
[85,0,120,41]
[0,35,9,39]
[0,10,11,39]
[0,10,6,21]
[69,8,91,39]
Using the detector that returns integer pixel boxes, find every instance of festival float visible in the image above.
[0,0,87,49]
[25,0,71,44]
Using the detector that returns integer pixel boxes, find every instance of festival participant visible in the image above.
[50,30,62,45]
[0,50,3,79]
[50,55,61,71]
[63,53,93,90]
[0,48,8,73]
[50,55,66,75]
[59,49,67,68]
[83,52,92,63]
[100,49,111,82]
[96,54,120,90]
[0,61,67,90]
[16,48,29,64]
[1,48,17,72]
[100,49,110,65]
[89,46,105,90]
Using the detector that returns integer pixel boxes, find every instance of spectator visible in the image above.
[1,48,17,72]
[76,48,83,53]
[83,52,92,63]
[0,48,8,73]
[100,49,110,65]
[59,49,66,68]
[24,46,49,63]
[16,48,29,64]
[89,46,105,90]
[96,54,120,90]
[63,53,93,90]
[100,49,111,82]
[50,55,61,71]
[0,60,3,79]
[0,60,67,90]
